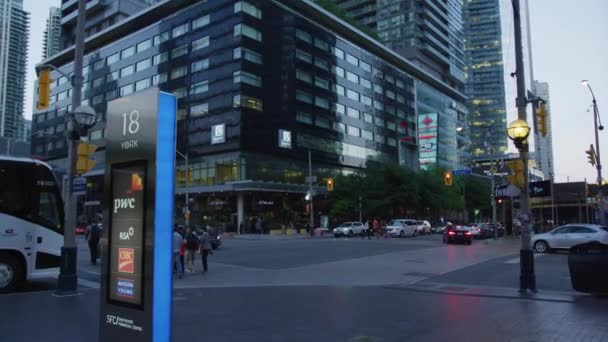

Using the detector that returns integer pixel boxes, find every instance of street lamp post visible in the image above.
[176,150,190,226]
[581,80,604,225]
[56,0,93,295]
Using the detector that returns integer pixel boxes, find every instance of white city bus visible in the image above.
[0,157,64,292]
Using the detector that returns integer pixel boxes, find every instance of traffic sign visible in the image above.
[452,169,471,175]
[72,177,87,195]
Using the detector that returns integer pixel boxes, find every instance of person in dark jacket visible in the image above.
[198,229,213,273]
[85,221,102,265]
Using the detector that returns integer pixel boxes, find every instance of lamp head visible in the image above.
[581,80,589,86]
[506,119,530,141]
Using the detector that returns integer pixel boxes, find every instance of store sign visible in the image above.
[418,113,438,170]
[100,88,176,342]
[278,129,292,149]
[211,123,225,145]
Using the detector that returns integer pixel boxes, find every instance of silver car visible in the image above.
[531,224,608,253]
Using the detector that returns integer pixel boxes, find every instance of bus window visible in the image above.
[0,162,33,222]
[38,191,63,233]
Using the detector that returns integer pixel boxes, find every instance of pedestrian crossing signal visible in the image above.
[444,171,453,186]
[326,178,334,191]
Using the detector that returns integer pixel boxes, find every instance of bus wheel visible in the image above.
[0,254,22,293]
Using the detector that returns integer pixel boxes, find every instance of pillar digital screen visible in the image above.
[107,162,147,307]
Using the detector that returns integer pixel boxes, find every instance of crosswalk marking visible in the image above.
[504,254,546,264]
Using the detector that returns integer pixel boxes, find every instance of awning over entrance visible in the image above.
[175,180,327,195]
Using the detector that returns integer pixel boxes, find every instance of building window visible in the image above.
[120,65,134,77]
[233,71,262,87]
[296,49,312,63]
[347,107,360,119]
[373,67,384,79]
[397,109,406,119]
[154,31,170,45]
[92,76,104,88]
[296,69,312,83]
[135,78,151,91]
[386,90,395,100]
[396,79,405,89]
[347,125,360,137]
[362,129,373,140]
[387,137,397,146]
[314,37,329,51]
[92,94,104,105]
[296,29,312,43]
[296,90,313,104]
[375,134,385,144]
[385,74,395,84]
[136,58,151,72]
[190,103,209,117]
[153,52,168,65]
[363,112,373,123]
[190,80,209,95]
[93,59,105,71]
[173,87,186,99]
[233,94,263,111]
[373,83,383,94]
[335,103,345,115]
[121,46,135,59]
[192,14,210,30]
[314,57,329,71]
[397,94,405,104]
[315,116,331,129]
[120,84,133,96]
[191,36,210,51]
[34,145,43,154]
[55,140,65,149]
[234,1,262,19]
[233,47,262,64]
[137,38,152,52]
[361,95,372,106]
[107,52,120,65]
[336,84,345,96]
[314,76,329,90]
[334,66,345,78]
[374,100,384,111]
[152,73,167,85]
[106,89,118,100]
[177,108,187,120]
[90,129,103,141]
[314,96,329,109]
[346,53,359,66]
[346,71,359,84]
[171,66,187,80]
[172,23,189,38]
[234,23,262,42]
[386,121,396,131]
[296,112,313,125]
[191,58,209,73]
[346,89,359,101]
[334,47,345,59]
[375,117,384,127]
[361,61,371,73]
[172,44,189,58]
[335,122,346,133]
[360,77,371,89]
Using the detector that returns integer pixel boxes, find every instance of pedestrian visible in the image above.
[85,220,102,265]
[172,225,184,278]
[256,218,262,235]
[198,229,213,273]
[372,219,380,239]
[183,227,199,273]
[365,220,372,240]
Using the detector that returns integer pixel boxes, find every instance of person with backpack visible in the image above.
[172,225,184,278]
[85,220,102,265]
[198,229,212,273]
[183,227,199,273]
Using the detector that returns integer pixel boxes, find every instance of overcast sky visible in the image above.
[22,0,608,183]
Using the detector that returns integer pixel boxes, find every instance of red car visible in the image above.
[443,225,472,245]
[75,226,87,235]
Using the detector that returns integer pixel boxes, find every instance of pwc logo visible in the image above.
[114,197,135,213]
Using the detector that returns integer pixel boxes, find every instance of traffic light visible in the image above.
[444,171,453,186]
[505,160,525,187]
[586,144,596,166]
[536,102,548,137]
[326,178,334,191]
[37,68,52,110]
[76,143,97,174]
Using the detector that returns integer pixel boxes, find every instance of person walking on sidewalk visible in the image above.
[85,220,102,265]
[199,229,213,273]
[184,227,199,273]
[173,225,184,278]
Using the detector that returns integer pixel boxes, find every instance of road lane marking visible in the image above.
[504,254,546,264]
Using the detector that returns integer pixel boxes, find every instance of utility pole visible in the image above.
[513,0,535,292]
[549,172,555,227]
[582,80,604,224]
[57,0,86,294]
[308,150,314,229]
[177,150,189,226]
[358,196,362,222]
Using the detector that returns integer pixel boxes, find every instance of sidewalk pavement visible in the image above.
[1,285,607,342]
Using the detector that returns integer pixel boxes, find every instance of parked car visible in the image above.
[532,224,608,253]
[386,219,417,237]
[415,220,432,235]
[333,221,366,237]
[443,224,473,245]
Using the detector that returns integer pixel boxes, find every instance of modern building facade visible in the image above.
[532,80,554,178]
[43,6,62,59]
[60,0,161,49]
[34,0,466,230]
[0,0,29,140]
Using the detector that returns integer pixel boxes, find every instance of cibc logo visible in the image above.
[114,198,135,213]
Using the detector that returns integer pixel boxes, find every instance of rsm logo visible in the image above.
[114,198,135,213]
